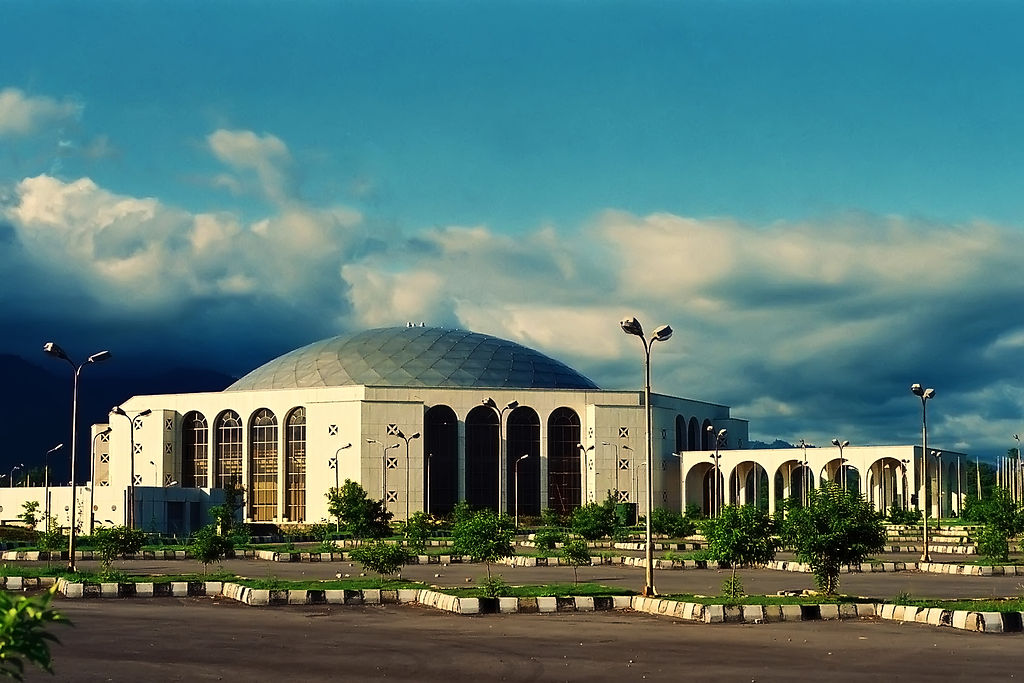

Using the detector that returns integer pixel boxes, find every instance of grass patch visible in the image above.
[657,592,867,606]
[441,582,633,598]
[232,577,428,591]
[899,597,1024,612]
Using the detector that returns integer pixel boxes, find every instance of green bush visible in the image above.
[91,526,147,574]
[403,512,436,552]
[478,575,510,598]
[560,539,592,584]
[650,507,696,538]
[700,505,778,599]
[325,480,393,540]
[0,586,70,681]
[532,527,563,552]
[451,509,515,580]
[887,505,921,525]
[540,508,564,528]
[684,503,704,520]
[570,494,620,541]
[975,488,1024,562]
[17,502,40,530]
[350,541,410,586]
[188,524,233,574]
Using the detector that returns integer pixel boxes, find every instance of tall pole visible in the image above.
[90,428,110,533]
[799,439,809,507]
[43,444,62,535]
[515,454,529,529]
[956,455,962,517]
[44,343,111,572]
[330,443,352,532]
[113,406,151,530]
[976,457,982,499]
[426,453,432,515]
[482,398,518,513]
[620,316,672,597]
[932,450,943,529]
[394,429,421,521]
[911,384,935,563]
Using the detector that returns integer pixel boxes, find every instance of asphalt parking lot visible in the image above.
[28,598,1019,682]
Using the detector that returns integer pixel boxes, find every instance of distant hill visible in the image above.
[747,439,798,449]
[0,354,235,483]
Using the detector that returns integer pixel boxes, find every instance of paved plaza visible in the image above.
[29,599,1019,682]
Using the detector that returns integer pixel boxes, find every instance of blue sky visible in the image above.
[2,1,1024,459]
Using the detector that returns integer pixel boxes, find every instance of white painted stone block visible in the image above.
[204,581,222,595]
[575,597,595,612]
[819,604,839,620]
[979,612,1003,633]
[741,605,763,622]
[498,597,519,613]
[100,582,119,598]
[171,582,189,597]
[537,597,558,613]
[363,589,381,604]
[780,605,802,621]
[247,590,270,606]
[398,589,418,603]
[288,590,308,605]
[612,596,631,610]
[324,590,346,604]
[704,604,724,623]
[457,598,480,614]
[135,583,154,597]
[5,577,22,590]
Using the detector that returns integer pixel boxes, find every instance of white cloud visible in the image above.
[207,129,293,203]
[0,88,79,137]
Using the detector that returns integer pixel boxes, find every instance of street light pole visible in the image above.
[89,428,111,533]
[44,342,111,572]
[602,442,620,501]
[1015,434,1022,504]
[112,406,152,531]
[911,383,936,563]
[425,453,432,515]
[620,316,672,597]
[577,444,595,502]
[514,454,529,529]
[931,450,943,530]
[366,439,399,510]
[707,426,727,517]
[9,465,22,488]
[328,443,352,532]
[43,444,63,535]
[482,398,518,513]
[798,439,810,507]
[831,439,850,491]
[394,429,421,521]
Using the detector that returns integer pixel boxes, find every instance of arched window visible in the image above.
[181,411,208,488]
[215,410,242,489]
[465,405,498,509]
[675,415,686,453]
[547,407,581,515]
[249,408,278,522]
[424,405,458,515]
[285,407,306,522]
[688,417,699,450]
[701,419,713,449]
[507,406,540,516]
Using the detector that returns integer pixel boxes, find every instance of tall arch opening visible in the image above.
[285,407,306,522]
[424,405,459,515]
[181,411,208,488]
[507,406,540,517]
[249,408,278,522]
[675,415,686,453]
[547,407,581,515]
[214,410,242,489]
[465,405,498,510]
[688,417,699,450]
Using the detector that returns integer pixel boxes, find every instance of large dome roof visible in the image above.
[225,326,600,391]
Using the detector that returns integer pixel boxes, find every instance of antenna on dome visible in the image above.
[406,322,414,327]
[419,322,425,327]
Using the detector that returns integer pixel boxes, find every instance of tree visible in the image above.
[350,541,410,586]
[16,502,39,531]
[560,539,592,584]
[701,505,778,599]
[976,487,1024,562]
[403,512,434,553]
[0,586,69,681]
[451,509,515,580]
[650,507,696,538]
[570,494,620,541]
[188,524,233,574]
[325,480,393,540]
[208,484,245,536]
[92,526,147,575]
[781,482,886,594]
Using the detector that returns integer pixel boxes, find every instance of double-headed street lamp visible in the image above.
[602,441,622,500]
[1014,434,1022,503]
[44,342,111,572]
[482,398,518,513]
[90,427,112,533]
[328,443,353,531]
[798,439,811,507]
[620,316,673,597]
[392,429,421,521]
[577,443,595,502]
[707,426,727,517]
[911,383,936,563]
[514,454,529,529]
[112,406,152,531]
[831,439,850,491]
[43,444,63,534]
[9,465,22,488]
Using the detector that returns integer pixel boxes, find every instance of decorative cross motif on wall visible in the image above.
[164,443,172,455]
[386,457,398,470]
[619,427,629,438]
[618,458,629,470]
[133,417,145,430]
[132,474,142,485]
[99,432,109,443]
[662,491,668,502]
[164,474,173,485]
[100,454,110,464]
[328,425,338,436]
[164,418,173,431]
[617,490,629,502]
[99,481,109,487]
[588,426,594,438]
[133,443,143,455]
[386,491,398,503]
[386,424,400,435]
[328,457,337,469]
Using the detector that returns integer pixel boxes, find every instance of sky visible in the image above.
[2,1,1023,461]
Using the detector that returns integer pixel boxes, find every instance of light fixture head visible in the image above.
[139,409,152,417]
[482,397,497,409]
[112,405,127,417]
[923,388,936,399]
[652,324,673,342]
[339,443,352,450]
[706,424,714,433]
[87,350,112,364]
[831,438,840,446]
[99,427,112,436]
[622,445,633,451]
[842,440,850,448]
[46,443,63,455]
[42,342,69,361]
[718,429,728,438]
[910,383,923,397]
[410,432,421,440]
[518,454,530,461]
[506,400,519,410]
[620,316,644,337]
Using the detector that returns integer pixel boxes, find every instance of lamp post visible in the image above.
[931,450,943,530]
[707,425,727,517]
[112,406,152,531]
[42,444,63,534]
[577,443,595,502]
[148,460,158,486]
[634,461,647,518]
[393,429,421,521]
[514,454,529,529]
[602,442,621,500]
[367,439,400,512]
[9,465,22,488]
[901,459,910,511]
[328,443,352,532]
[89,427,111,533]
[1015,434,1022,504]
[911,383,936,563]
[44,342,111,572]
[798,439,810,507]
[425,453,432,515]
[620,316,672,597]
[830,439,850,491]
[482,398,518,513]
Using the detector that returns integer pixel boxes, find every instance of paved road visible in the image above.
[15,557,1023,600]
[28,599,1018,682]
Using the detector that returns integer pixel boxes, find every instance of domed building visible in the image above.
[82,325,747,532]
